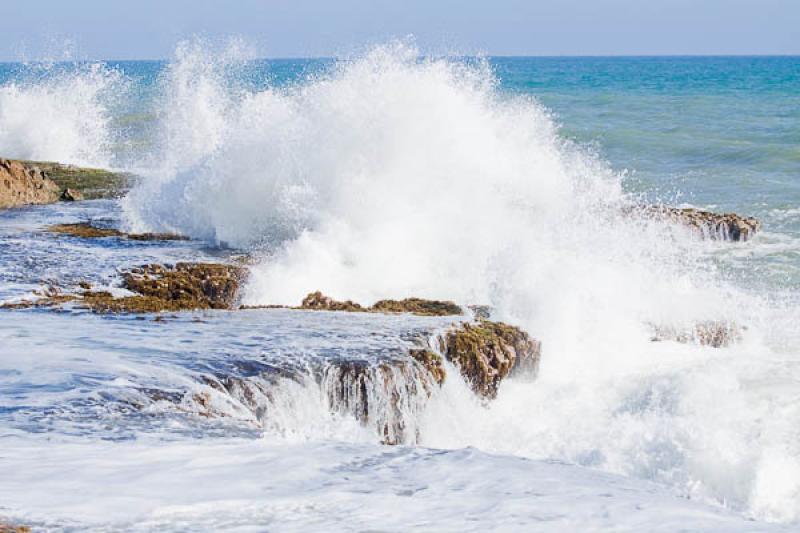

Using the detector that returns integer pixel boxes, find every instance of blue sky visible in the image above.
[2,0,798,60]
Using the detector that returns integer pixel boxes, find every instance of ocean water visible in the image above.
[1,44,800,530]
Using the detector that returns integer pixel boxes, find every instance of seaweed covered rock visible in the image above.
[638,205,761,241]
[300,291,462,316]
[409,349,447,386]
[121,263,246,311]
[0,158,60,209]
[2,263,246,313]
[439,319,541,398]
[650,320,743,348]
[47,222,188,241]
[301,291,365,312]
[372,298,462,317]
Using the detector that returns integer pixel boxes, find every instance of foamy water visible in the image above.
[1,43,799,530]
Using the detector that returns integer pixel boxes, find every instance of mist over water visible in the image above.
[2,42,800,526]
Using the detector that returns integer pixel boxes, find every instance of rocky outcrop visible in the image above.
[25,159,131,200]
[636,205,761,241]
[650,320,743,348]
[438,319,541,398]
[47,222,188,241]
[0,158,131,209]
[300,291,463,317]
[119,263,246,311]
[3,262,246,313]
[0,158,60,209]
[301,291,364,312]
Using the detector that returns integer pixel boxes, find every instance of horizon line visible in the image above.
[1,53,799,64]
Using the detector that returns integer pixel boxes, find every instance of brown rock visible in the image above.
[0,158,60,209]
[299,291,462,316]
[301,291,366,312]
[47,222,188,241]
[3,263,246,314]
[636,205,761,241]
[439,319,541,398]
[372,298,462,316]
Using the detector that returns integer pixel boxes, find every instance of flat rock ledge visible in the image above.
[2,262,246,313]
[650,320,743,348]
[297,290,463,317]
[633,205,761,241]
[47,222,189,242]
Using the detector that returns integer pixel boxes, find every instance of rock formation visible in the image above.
[1,158,132,209]
[300,291,462,316]
[438,319,541,398]
[47,222,188,241]
[0,158,60,209]
[636,205,761,241]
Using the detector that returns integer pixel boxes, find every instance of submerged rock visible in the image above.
[300,291,462,317]
[301,291,365,312]
[650,321,743,348]
[438,319,541,399]
[47,222,188,241]
[0,158,60,209]
[636,205,761,241]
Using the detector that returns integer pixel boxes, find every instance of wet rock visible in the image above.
[48,222,123,238]
[439,319,541,399]
[301,291,365,312]
[300,291,462,316]
[60,187,84,201]
[23,159,131,200]
[372,298,462,317]
[650,321,743,348]
[47,222,188,241]
[0,158,60,209]
[409,349,446,386]
[119,263,246,311]
[2,263,246,313]
[636,205,761,241]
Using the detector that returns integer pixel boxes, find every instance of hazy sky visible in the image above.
[2,0,798,60]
